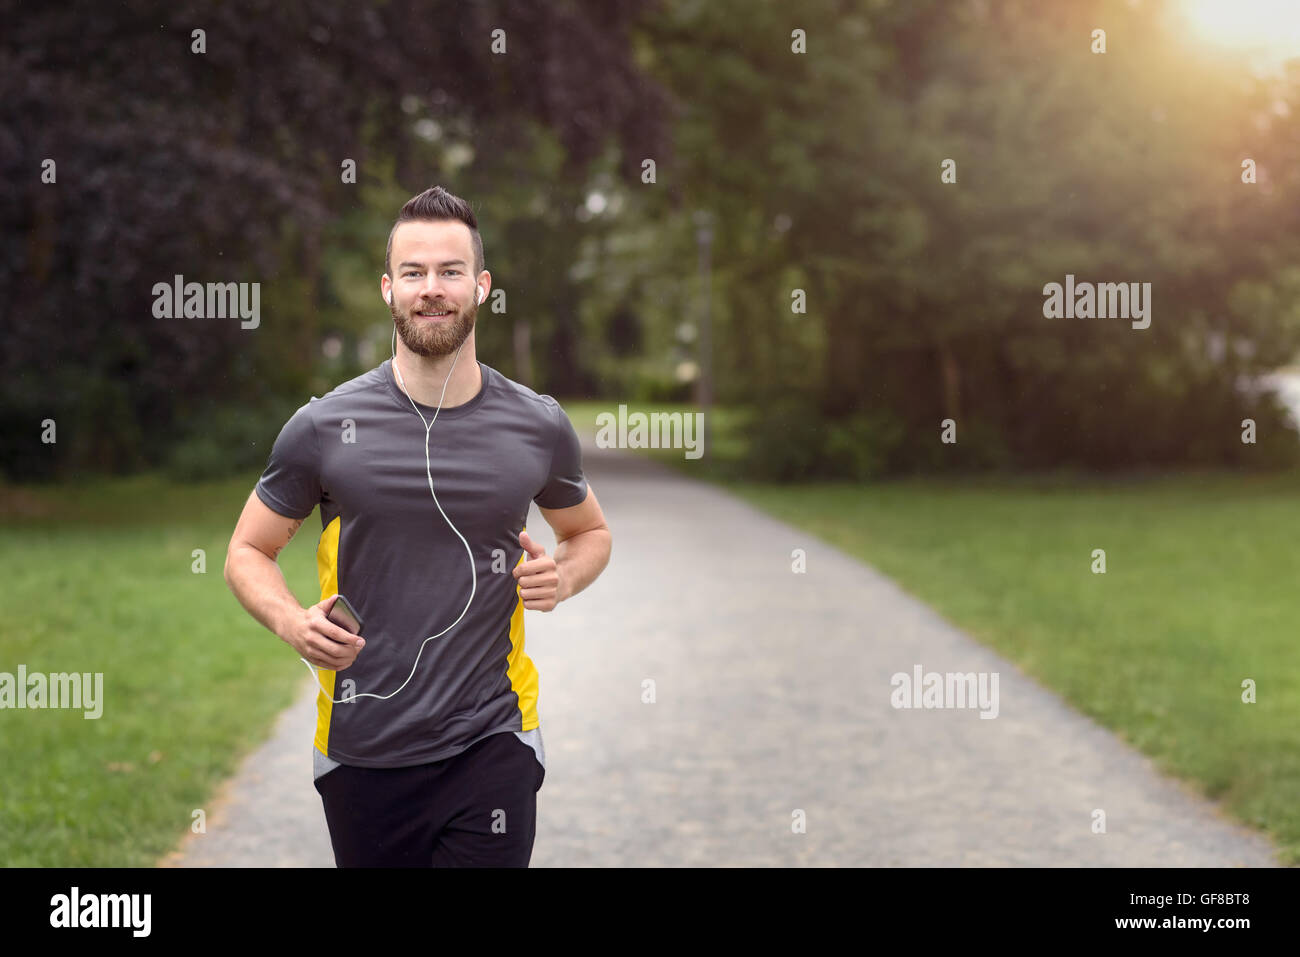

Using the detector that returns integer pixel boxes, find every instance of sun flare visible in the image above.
[1182,0,1300,60]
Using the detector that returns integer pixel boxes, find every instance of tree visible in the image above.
[0,0,672,478]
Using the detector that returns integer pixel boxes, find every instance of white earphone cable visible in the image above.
[298,297,482,704]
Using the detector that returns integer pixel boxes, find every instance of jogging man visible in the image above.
[223,186,612,867]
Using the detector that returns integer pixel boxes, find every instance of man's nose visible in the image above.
[418,276,448,301]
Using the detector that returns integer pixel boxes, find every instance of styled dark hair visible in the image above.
[385,186,484,278]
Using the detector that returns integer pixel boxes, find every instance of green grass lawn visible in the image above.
[0,472,317,867]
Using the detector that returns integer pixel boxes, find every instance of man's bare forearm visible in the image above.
[554,528,611,603]
[224,545,305,641]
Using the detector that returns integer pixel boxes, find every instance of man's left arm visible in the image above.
[514,485,611,611]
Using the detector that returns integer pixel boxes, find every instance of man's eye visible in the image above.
[443,270,460,276]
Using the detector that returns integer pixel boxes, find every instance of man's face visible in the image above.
[387,220,481,358]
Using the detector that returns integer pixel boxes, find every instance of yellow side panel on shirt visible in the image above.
[507,530,541,731]
[314,514,341,753]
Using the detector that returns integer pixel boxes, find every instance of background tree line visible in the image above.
[4,0,1299,482]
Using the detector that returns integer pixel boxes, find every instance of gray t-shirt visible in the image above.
[254,358,586,778]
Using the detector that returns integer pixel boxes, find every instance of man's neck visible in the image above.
[391,337,482,409]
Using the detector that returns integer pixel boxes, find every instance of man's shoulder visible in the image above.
[315,363,389,403]
[482,361,563,422]
[291,363,390,419]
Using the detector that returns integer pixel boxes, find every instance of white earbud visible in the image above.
[385,289,393,305]
[476,287,485,305]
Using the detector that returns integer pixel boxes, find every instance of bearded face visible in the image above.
[390,287,478,358]
[385,219,484,357]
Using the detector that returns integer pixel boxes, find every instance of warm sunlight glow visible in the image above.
[1182,0,1300,63]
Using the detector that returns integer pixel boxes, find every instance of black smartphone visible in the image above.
[326,594,364,635]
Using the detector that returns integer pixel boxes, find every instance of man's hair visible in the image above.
[385,186,485,279]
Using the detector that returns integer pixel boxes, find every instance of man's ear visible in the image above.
[382,275,392,305]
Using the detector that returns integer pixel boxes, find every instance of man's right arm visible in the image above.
[223,491,364,670]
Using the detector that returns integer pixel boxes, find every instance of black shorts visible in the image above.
[313,730,546,867]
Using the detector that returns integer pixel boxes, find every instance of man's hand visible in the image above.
[282,594,367,670]
[513,529,565,612]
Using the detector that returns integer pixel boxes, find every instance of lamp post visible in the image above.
[693,210,714,460]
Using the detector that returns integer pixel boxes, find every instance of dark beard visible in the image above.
[391,297,477,357]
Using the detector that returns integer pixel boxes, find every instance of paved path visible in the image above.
[163,440,1279,867]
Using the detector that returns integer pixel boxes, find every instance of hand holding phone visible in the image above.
[282,594,365,672]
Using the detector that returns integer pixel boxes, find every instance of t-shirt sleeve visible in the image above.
[254,401,322,520]
[533,399,589,509]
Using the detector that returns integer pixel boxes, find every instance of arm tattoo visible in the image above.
[271,518,305,560]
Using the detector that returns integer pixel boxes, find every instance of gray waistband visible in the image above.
[313,727,545,781]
